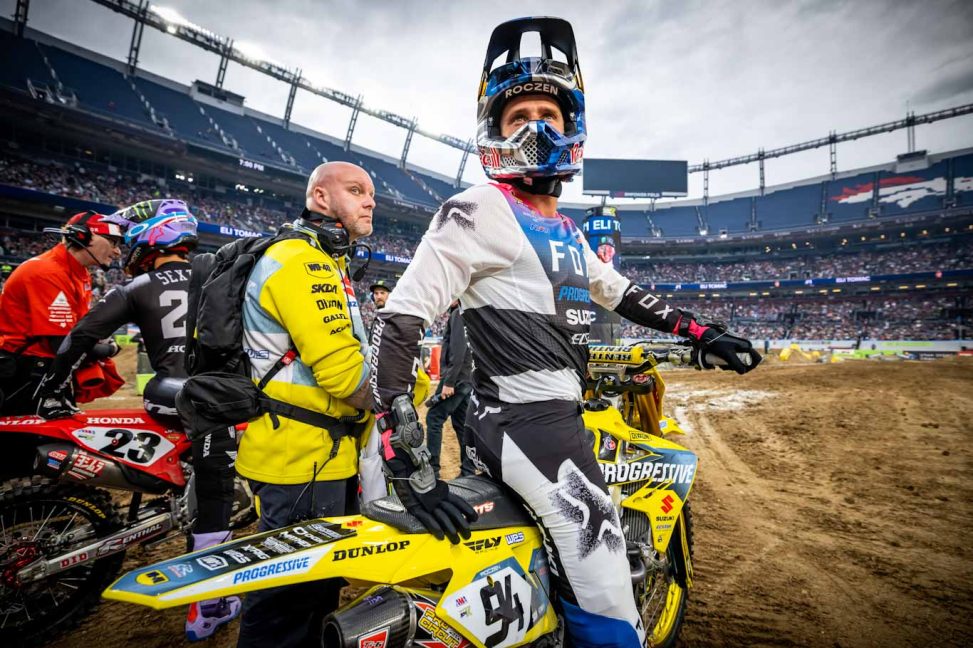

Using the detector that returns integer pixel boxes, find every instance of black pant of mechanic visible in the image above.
[0,353,50,415]
[148,376,236,534]
[237,477,359,648]
[425,382,475,478]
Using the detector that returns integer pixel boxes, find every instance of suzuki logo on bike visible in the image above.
[660,495,675,514]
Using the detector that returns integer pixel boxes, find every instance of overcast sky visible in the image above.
[6,0,973,204]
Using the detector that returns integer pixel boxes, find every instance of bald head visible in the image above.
[304,161,376,242]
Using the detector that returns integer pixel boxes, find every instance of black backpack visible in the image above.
[177,230,363,440]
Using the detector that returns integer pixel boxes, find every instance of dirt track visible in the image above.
[48,355,973,647]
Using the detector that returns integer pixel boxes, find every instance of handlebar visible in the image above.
[703,351,755,369]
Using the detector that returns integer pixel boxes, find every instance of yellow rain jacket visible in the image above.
[237,229,370,484]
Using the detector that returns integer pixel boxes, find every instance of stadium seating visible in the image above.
[132,77,229,149]
[38,44,153,127]
[206,106,282,161]
[0,29,53,91]
[650,205,701,237]
[755,183,821,229]
[705,197,752,234]
[877,160,949,216]
[413,171,458,203]
[823,170,878,223]
[952,153,973,207]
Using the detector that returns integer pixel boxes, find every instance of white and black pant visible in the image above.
[468,395,645,648]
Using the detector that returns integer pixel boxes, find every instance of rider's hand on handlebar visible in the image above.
[35,388,80,419]
[379,409,477,544]
[681,317,761,374]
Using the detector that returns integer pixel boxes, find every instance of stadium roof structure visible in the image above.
[12,0,966,197]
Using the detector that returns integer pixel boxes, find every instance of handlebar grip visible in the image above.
[704,352,754,368]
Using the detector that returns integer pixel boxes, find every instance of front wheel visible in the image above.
[626,502,694,648]
[0,477,125,647]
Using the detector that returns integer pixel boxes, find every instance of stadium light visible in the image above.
[235,40,269,63]
[150,6,189,28]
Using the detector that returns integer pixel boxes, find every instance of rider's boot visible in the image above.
[185,530,242,642]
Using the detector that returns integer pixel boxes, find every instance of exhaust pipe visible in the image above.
[34,443,168,493]
[322,586,416,648]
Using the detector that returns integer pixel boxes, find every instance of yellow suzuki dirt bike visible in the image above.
[103,344,700,648]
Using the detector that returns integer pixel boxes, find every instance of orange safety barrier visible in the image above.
[427,344,442,381]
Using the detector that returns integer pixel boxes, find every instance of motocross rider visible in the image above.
[34,199,242,641]
[370,17,761,648]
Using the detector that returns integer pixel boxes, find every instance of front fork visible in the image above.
[669,511,693,589]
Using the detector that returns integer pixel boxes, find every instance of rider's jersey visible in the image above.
[45,261,191,390]
[372,182,674,407]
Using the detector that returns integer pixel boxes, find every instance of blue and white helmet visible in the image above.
[476,17,586,181]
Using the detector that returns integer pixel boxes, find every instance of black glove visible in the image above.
[380,396,477,543]
[679,315,761,374]
[35,386,80,419]
[92,338,121,359]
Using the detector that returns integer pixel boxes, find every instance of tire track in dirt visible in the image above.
[675,360,973,648]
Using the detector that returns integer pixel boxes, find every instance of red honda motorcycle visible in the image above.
[0,408,255,646]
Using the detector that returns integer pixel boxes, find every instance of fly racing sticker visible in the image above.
[434,199,477,232]
[549,464,623,559]
[463,537,501,552]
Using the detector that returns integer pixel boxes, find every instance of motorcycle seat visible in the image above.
[362,475,534,533]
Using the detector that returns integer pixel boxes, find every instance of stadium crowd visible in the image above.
[2,153,969,343]
[624,242,972,284]
[618,294,967,341]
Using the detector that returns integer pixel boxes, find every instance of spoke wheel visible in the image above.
[625,503,694,648]
[0,477,124,647]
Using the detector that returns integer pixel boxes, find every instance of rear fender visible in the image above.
[0,410,189,487]
[103,516,542,611]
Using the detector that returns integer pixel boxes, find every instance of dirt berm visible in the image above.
[49,358,973,647]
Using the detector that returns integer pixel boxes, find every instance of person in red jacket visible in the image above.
[0,211,123,414]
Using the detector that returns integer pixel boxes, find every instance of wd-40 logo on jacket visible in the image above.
[304,262,335,278]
